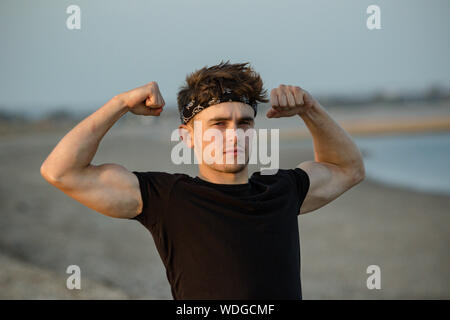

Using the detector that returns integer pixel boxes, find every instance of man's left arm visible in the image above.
[267,84,366,215]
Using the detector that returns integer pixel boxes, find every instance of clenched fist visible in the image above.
[266,84,317,118]
[118,81,166,116]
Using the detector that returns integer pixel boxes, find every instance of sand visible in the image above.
[0,105,449,299]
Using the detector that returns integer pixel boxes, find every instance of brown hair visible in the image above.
[177,60,269,121]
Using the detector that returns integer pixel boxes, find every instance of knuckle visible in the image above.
[148,81,159,91]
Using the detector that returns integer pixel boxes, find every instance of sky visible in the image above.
[1,0,449,115]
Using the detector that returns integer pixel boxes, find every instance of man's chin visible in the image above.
[212,163,247,174]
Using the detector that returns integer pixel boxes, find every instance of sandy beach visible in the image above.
[1,102,449,299]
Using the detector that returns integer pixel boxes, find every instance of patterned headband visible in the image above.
[179,88,258,124]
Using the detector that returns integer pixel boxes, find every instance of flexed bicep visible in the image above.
[297,160,361,214]
[45,163,143,219]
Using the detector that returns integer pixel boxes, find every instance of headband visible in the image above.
[180,87,258,124]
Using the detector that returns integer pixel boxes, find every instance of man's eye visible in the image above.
[213,122,225,126]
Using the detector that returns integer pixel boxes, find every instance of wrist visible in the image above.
[112,93,130,112]
[297,100,320,119]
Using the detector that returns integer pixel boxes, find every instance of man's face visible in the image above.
[180,102,255,174]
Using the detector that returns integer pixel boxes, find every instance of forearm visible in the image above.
[298,102,364,174]
[41,94,129,181]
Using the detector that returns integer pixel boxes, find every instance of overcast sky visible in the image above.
[1,0,449,115]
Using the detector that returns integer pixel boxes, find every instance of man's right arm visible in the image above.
[40,82,165,219]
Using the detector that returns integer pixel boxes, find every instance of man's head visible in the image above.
[177,60,268,175]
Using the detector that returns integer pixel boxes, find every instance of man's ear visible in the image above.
[178,123,194,148]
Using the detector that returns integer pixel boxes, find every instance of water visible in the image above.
[354,132,450,196]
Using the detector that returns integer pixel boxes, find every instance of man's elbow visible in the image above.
[349,163,366,186]
[341,159,366,187]
[40,162,63,186]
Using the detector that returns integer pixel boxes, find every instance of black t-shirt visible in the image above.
[130,168,310,300]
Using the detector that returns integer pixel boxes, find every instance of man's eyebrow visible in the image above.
[208,116,254,122]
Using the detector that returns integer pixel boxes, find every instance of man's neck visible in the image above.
[197,167,249,185]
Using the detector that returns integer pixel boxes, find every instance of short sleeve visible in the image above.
[130,171,180,229]
[286,167,310,215]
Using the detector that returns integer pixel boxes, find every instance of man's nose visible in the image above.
[226,125,239,142]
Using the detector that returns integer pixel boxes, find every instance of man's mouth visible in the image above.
[224,147,244,155]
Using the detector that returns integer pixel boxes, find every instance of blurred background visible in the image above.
[0,0,449,299]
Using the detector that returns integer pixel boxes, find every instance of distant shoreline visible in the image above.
[279,114,450,139]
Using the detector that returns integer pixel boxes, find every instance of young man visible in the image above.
[40,61,365,300]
